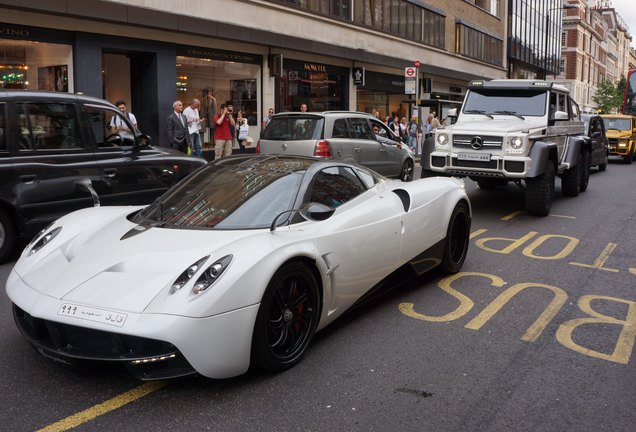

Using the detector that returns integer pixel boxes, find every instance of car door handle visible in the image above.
[19,174,38,184]
[103,168,118,179]
[354,147,362,152]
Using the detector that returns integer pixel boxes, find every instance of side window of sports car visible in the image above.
[308,166,367,208]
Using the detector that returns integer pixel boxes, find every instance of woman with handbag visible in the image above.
[236,111,250,153]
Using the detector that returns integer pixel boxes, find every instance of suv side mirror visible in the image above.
[553,111,569,121]
[591,131,601,139]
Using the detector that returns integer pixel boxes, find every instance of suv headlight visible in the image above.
[510,136,524,149]
[436,133,449,146]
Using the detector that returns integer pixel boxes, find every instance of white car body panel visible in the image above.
[7,166,469,379]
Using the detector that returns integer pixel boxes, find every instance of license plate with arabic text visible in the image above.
[457,152,491,162]
[57,303,128,327]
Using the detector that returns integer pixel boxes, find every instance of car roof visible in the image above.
[468,79,570,93]
[212,154,377,176]
[271,111,375,118]
[0,90,116,107]
[600,114,634,119]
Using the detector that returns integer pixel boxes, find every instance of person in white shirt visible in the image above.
[183,99,204,157]
[109,100,137,141]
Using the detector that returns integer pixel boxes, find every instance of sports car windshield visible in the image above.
[133,158,312,229]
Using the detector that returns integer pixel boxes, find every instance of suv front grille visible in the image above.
[453,135,503,150]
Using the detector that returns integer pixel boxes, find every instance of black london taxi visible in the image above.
[0,91,206,262]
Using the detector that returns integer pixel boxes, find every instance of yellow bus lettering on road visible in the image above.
[474,231,538,254]
[570,243,620,273]
[399,272,505,322]
[522,235,579,260]
[556,295,636,364]
[465,282,567,342]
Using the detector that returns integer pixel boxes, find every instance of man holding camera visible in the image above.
[214,103,236,159]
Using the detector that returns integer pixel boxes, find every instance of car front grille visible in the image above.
[453,135,503,150]
[13,304,196,380]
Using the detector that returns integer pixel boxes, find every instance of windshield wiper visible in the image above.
[463,110,494,119]
[493,110,525,120]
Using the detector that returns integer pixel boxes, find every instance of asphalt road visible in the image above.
[1,158,635,432]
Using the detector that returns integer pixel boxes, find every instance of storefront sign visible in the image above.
[0,22,72,43]
[178,47,261,65]
[353,67,365,86]
[363,71,405,92]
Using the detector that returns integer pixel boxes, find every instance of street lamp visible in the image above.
[543,3,577,79]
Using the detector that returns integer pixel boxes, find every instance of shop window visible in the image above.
[17,103,83,151]
[176,55,260,146]
[0,41,72,91]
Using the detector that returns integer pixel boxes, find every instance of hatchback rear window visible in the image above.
[262,116,323,140]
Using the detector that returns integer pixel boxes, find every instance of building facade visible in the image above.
[508,0,570,79]
[0,0,507,148]
[556,0,633,112]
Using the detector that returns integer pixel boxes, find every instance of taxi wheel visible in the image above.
[0,210,15,264]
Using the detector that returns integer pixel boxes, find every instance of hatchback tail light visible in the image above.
[256,139,261,154]
[313,140,332,158]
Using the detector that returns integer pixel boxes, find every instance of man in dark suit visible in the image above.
[166,100,191,153]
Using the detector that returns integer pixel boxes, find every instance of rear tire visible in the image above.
[525,163,555,216]
[439,202,471,274]
[251,263,320,371]
[0,210,15,264]
[477,178,508,189]
[579,151,590,192]
[598,156,607,172]
[561,152,581,197]
[421,169,435,178]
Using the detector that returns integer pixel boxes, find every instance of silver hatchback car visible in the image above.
[257,111,415,181]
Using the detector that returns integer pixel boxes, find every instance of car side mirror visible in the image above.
[137,134,151,147]
[553,111,569,121]
[591,131,602,139]
[299,202,335,221]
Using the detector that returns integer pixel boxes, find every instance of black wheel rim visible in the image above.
[449,211,468,264]
[266,272,317,362]
[402,161,413,181]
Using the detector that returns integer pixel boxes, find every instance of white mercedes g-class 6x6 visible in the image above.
[422,79,591,216]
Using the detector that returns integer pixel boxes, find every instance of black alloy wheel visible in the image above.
[401,160,414,182]
[252,263,320,371]
[440,202,471,274]
[0,210,15,264]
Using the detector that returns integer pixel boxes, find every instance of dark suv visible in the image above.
[0,91,206,262]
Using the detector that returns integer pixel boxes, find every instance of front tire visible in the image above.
[400,160,414,182]
[624,149,633,164]
[0,210,15,264]
[251,263,320,371]
[440,202,471,274]
[525,162,555,216]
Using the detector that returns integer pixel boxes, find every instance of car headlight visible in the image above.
[436,133,449,146]
[169,256,209,294]
[510,136,524,149]
[618,140,627,147]
[192,255,233,295]
[28,226,62,256]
